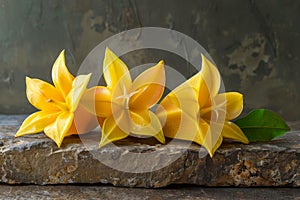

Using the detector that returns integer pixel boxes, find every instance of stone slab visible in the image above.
[0,185,299,200]
[0,115,299,188]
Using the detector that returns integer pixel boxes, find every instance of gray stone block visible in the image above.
[0,115,299,187]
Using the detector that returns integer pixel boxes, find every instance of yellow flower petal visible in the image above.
[207,134,223,157]
[214,92,243,120]
[97,117,106,127]
[100,115,128,147]
[129,109,151,126]
[129,111,165,144]
[44,111,74,147]
[160,107,200,144]
[186,72,201,91]
[25,77,62,111]
[156,102,182,137]
[67,105,99,136]
[15,111,60,137]
[66,74,92,112]
[222,121,249,144]
[198,54,221,108]
[103,48,132,91]
[52,50,75,97]
[129,61,165,110]
[198,119,223,157]
[157,79,199,143]
[81,86,112,117]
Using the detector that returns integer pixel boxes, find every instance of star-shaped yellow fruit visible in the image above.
[82,48,166,146]
[15,50,96,147]
[157,54,249,157]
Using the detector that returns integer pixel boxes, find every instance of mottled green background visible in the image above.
[0,0,299,120]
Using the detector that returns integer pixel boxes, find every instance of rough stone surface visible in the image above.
[0,115,299,188]
[0,185,299,200]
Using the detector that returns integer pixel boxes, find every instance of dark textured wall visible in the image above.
[0,0,299,120]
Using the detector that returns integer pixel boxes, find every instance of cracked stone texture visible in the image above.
[0,115,299,188]
[0,0,299,121]
[0,185,299,200]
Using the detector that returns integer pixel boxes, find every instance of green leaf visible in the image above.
[234,109,290,142]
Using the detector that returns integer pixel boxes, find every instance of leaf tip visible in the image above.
[87,73,92,79]
[99,138,109,148]
[207,150,214,158]
[56,141,62,148]
[158,60,164,65]
[105,47,114,57]
[60,49,65,56]
[156,133,166,144]
[25,76,33,85]
[54,137,64,148]
[200,53,209,64]
[15,127,27,138]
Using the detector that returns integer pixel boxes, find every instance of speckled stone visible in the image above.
[0,115,299,188]
[0,185,299,200]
